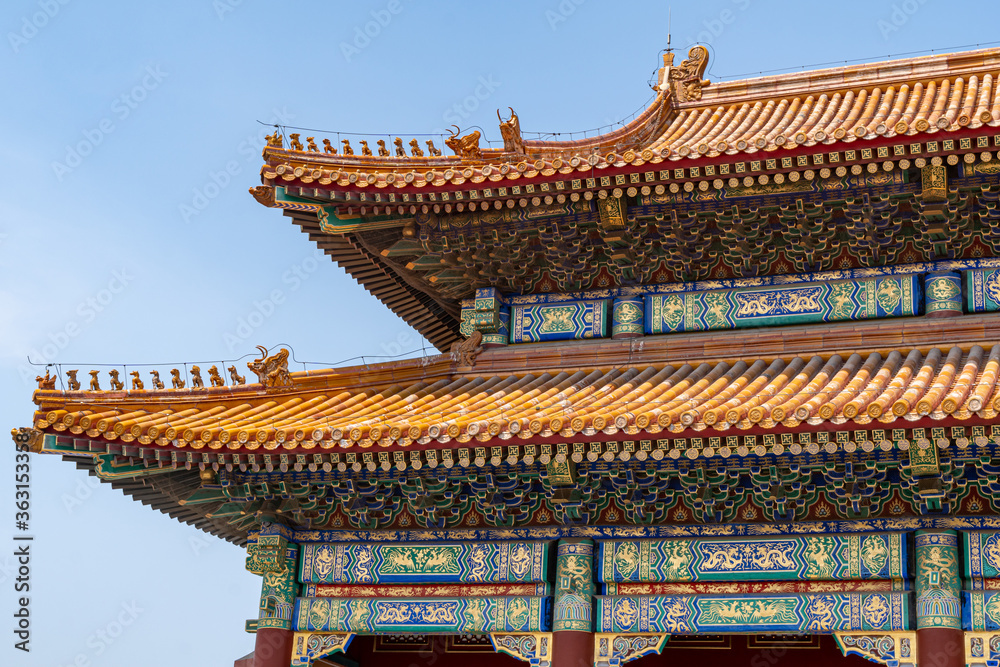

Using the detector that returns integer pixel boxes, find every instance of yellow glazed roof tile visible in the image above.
[257,48,1000,192]
[29,344,1000,453]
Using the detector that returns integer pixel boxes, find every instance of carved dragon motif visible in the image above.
[498,107,525,155]
[668,46,711,103]
[249,186,276,207]
[248,346,292,389]
[449,331,483,367]
[445,126,482,158]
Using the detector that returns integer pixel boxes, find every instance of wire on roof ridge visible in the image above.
[710,39,1000,81]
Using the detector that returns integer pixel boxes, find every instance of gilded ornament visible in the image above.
[668,46,711,103]
[108,369,123,391]
[985,271,1000,305]
[445,126,482,158]
[11,427,43,453]
[409,138,424,157]
[499,108,525,154]
[170,368,185,389]
[358,140,372,156]
[322,138,337,154]
[228,365,246,385]
[804,537,837,579]
[391,137,406,157]
[190,365,205,388]
[425,139,441,156]
[860,536,889,575]
[65,369,80,390]
[861,594,890,628]
[376,139,390,156]
[306,137,318,152]
[206,365,224,387]
[34,370,56,390]
[88,369,100,390]
[247,346,292,388]
[249,185,276,207]
[150,370,164,390]
[129,370,144,390]
[875,279,902,312]
[614,542,640,578]
[340,139,354,156]
[288,133,304,151]
[449,331,483,367]
[265,131,283,148]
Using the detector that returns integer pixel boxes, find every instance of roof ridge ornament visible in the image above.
[445,126,482,159]
[499,108,525,155]
[11,427,43,453]
[450,331,483,367]
[658,45,711,103]
[248,346,293,390]
[35,369,57,390]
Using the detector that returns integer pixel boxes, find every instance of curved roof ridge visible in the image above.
[695,46,1000,107]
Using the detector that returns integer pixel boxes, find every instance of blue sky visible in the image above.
[2,1,998,665]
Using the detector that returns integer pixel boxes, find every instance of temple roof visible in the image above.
[28,316,1000,456]
[250,46,1000,352]
[255,47,1000,196]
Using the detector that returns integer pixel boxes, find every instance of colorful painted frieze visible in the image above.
[603,580,907,595]
[482,308,510,346]
[298,541,551,584]
[963,531,1000,587]
[255,540,299,631]
[966,268,1000,313]
[458,258,1000,308]
[645,275,921,334]
[510,299,608,343]
[924,271,963,315]
[916,530,961,629]
[598,534,907,583]
[554,540,594,632]
[611,297,644,337]
[294,596,551,633]
[302,582,552,598]
[962,592,1000,631]
[596,593,911,633]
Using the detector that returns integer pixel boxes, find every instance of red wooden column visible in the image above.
[552,538,595,667]
[915,529,963,667]
[251,629,294,667]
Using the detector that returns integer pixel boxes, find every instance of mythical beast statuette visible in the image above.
[450,331,484,367]
[499,107,524,154]
[445,126,482,158]
[248,346,292,389]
